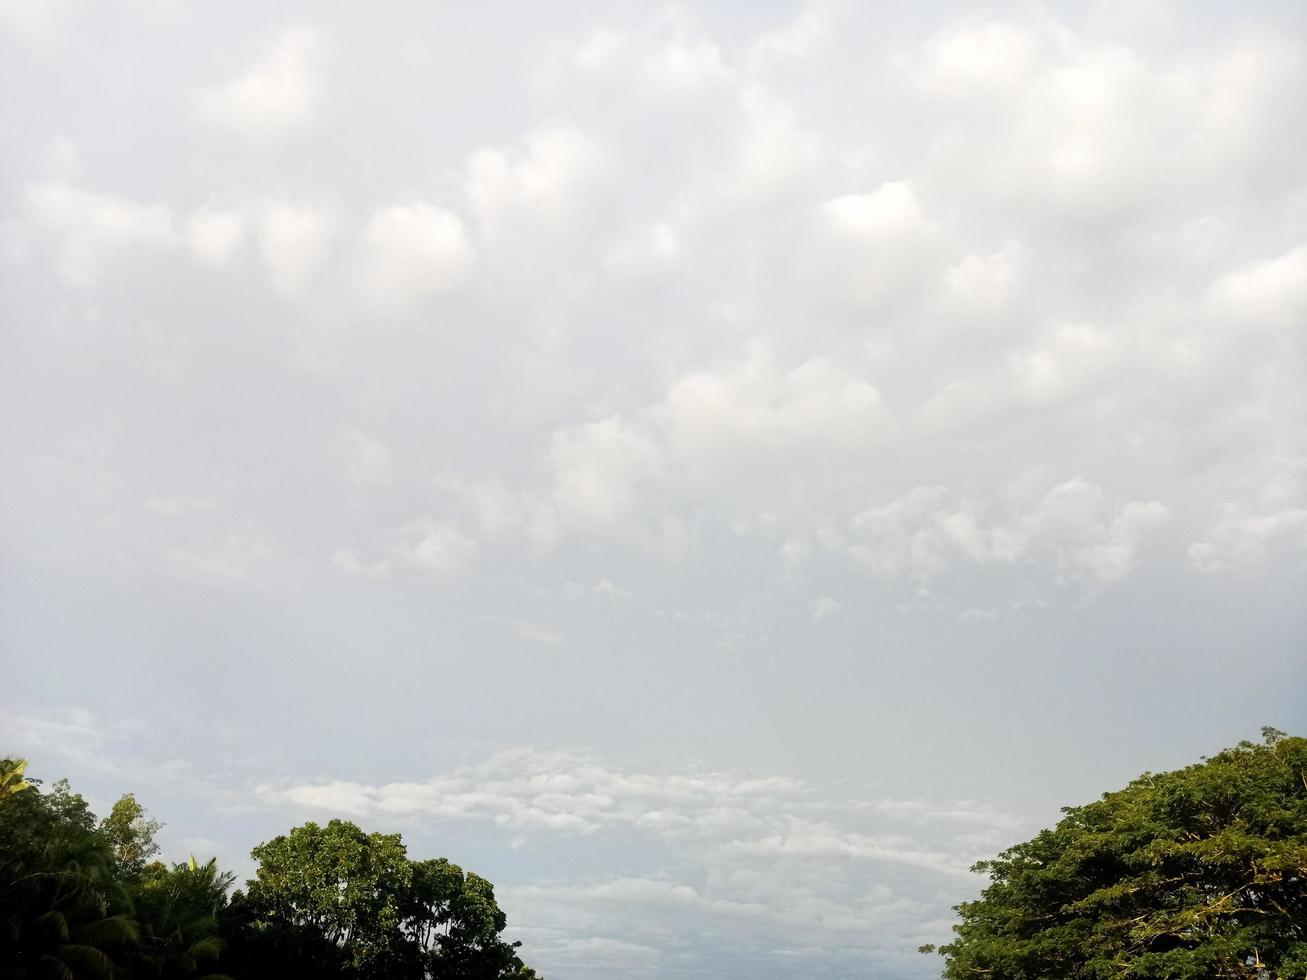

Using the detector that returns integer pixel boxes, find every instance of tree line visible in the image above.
[0,761,540,979]
[6,729,1305,978]
[924,728,1307,977]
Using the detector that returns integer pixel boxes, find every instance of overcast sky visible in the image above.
[2,1,1306,977]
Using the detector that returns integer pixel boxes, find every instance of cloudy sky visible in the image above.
[2,1,1306,976]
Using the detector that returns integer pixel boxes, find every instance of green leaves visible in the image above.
[0,758,33,801]
[1,765,233,980]
[232,820,540,980]
[98,793,163,876]
[934,733,1307,978]
[1,766,539,980]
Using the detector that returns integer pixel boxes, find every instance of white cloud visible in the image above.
[332,428,394,490]
[603,221,680,279]
[25,179,175,285]
[260,747,1025,976]
[572,29,625,73]
[465,126,602,243]
[642,36,733,93]
[401,518,479,578]
[1208,245,1307,330]
[185,205,245,267]
[830,479,1168,584]
[915,21,1045,96]
[0,0,77,52]
[352,203,476,314]
[548,416,662,531]
[255,200,336,299]
[820,183,929,240]
[732,86,828,195]
[748,4,825,68]
[145,488,228,516]
[944,241,1025,315]
[155,525,280,581]
[193,28,323,140]
[514,621,568,650]
[1190,505,1307,573]
[808,596,842,621]
[336,517,478,581]
[182,203,244,266]
[805,182,938,311]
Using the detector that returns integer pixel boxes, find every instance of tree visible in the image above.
[406,859,540,980]
[99,792,163,877]
[224,819,540,980]
[236,819,412,977]
[0,757,32,801]
[931,729,1307,978]
[0,766,139,979]
[128,856,236,980]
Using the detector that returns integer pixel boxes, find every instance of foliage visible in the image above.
[934,729,1307,978]
[0,765,540,980]
[0,765,138,979]
[0,758,32,801]
[99,793,163,878]
[128,857,237,980]
[228,819,413,979]
[227,820,539,980]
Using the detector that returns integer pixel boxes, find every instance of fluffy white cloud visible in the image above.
[155,525,281,581]
[259,747,1026,976]
[804,182,938,311]
[335,516,478,581]
[332,428,394,490]
[465,126,603,247]
[0,0,76,51]
[351,203,476,314]
[6,7,1306,975]
[1208,245,1307,330]
[185,205,245,268]
[255,200,336,299]
[25,179,174,285]
[193,28,323,140]
[829,480,1169,584]
[808,596,842,621]
[1190,505,1307,573]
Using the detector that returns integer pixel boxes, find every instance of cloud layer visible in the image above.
[2,3,1305,978]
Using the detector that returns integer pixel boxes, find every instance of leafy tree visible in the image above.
[0,766,138,979]
[224,820,540,980]
[99,793,163,877]
[237,819,412,976]
[407,859,539,980]
[127,856,236,980]
[932,729,1307,978]
[0,758,32,801]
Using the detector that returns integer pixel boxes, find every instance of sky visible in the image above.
[1,1,1305,977]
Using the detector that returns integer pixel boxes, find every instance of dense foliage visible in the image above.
[0,760,539,980]
[223,820,539,980]
[930,729,1307,978]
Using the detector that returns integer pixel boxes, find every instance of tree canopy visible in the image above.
[226,819,538,980]
[0,762,540,980]
[929,729,1307,978]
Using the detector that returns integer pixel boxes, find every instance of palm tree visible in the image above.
[129,857,236,980]
[1,791,138,979]
[0,758,32,802]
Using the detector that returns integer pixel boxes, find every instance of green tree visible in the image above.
[230,819,413,979]
[0,757,32,801]
[0,766,138,979]
[224,819,540,980]
[932,729,1307,978]
[99,792,163,877]
[128,856,236,980]
[407,859,539,980]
